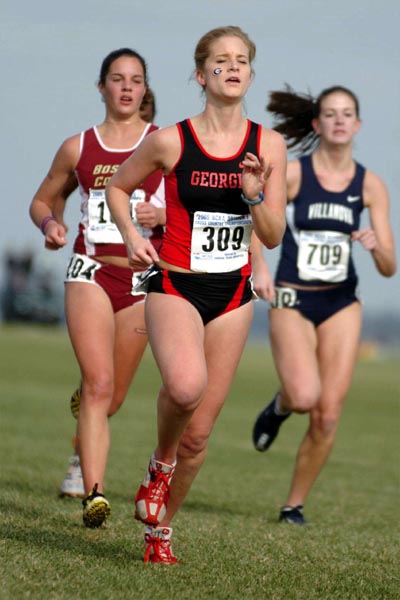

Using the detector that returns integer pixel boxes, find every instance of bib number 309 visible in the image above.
[191,211,252,273]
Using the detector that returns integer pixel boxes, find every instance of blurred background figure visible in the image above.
[0,249,62,324]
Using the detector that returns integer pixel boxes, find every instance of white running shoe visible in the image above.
[59,455,85,498]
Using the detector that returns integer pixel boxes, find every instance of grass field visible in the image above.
[1,324,399,600]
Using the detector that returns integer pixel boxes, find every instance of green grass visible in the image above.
[1,324,399,600]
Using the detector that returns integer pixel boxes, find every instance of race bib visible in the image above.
[131,265,159,296]
[87,189,148,244]
[190,211,252,273]
[297,230,350,282]
[65,254,101,283]
[271,286,298,309]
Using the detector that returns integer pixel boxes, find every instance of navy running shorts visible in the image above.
[271,282,360,326]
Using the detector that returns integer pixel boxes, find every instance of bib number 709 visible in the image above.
[307,243,342,266]
[297,230,350,282]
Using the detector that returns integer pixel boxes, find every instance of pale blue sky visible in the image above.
[1,0,399,313]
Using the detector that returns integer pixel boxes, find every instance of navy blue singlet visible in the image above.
[275,154,366,287]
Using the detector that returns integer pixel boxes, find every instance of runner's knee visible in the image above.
[310,409,340,439]
[178,428,210,459]
[81,375,113,409]
[287,384,320,413]
[164,374,207,413]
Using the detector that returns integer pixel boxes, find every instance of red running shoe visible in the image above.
[143,526,178,564]
[135,456,175,526]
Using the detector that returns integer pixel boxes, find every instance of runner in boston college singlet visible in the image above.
[65,124,165,312]
[73,124,164,258]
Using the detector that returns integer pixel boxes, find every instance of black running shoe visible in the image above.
[252,394,291,452]
[279,505,307,525]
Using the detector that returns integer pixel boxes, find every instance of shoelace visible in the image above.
[148,469,171,502]
[144,535,175,563]
[83,483,103,506]
[89,483,99,499]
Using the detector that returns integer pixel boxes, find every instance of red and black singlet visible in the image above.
[160,118,262,274]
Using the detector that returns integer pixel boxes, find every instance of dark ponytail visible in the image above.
[267,84,360,154]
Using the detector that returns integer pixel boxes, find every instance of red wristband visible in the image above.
[40,216,56,235]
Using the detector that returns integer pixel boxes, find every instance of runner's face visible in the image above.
[99,56,146,117]
[313,92,361,145]
[197,35,253,99]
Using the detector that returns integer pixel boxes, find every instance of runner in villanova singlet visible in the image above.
[251,84,396,526]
